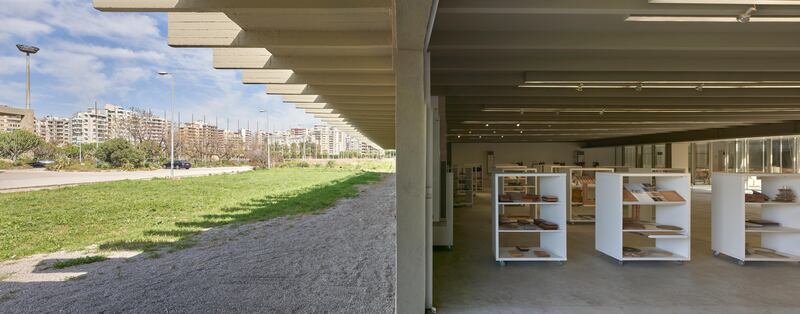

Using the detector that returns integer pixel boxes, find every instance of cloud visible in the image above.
[53,41,166,62]
[0,18,53,42]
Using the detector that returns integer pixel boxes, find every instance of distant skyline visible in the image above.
[0,0,317,132]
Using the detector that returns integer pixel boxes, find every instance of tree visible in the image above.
[97,138,145,167]
[0,130,44,162]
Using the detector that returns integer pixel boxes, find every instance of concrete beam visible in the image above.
[436,0,800,15]
[430,31,800,52]
[583,121,800,147]
[95,0,392,12]
[242,70,395,86]
[266,84,396,97]
[213,48,392,71]
[432,86,800,98]
[168,13,391,49]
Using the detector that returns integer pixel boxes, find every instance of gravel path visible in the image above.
[0,175,396,313]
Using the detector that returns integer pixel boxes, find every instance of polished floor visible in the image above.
[433,188,800,313]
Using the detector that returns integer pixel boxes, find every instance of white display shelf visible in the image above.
[493,172,567,264]
[497,247,564,261]
[453,167,474,207]
[596,172,691,264]
[712,173,800,265]
[567,168,615,223]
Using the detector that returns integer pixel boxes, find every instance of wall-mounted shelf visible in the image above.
[493,172,567,265]
[596,173,691,264]
[712,173,800,265]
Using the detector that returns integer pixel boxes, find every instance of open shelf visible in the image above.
[497,247,565,261]
[712,173,800,265]
[493,172,567,264]
[596,173,691,263]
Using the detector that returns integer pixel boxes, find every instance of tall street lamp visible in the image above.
[16,44,40,110]
[158,71,176,178]
[259,109,271,169]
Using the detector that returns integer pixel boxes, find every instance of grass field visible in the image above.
[0,166,388,261]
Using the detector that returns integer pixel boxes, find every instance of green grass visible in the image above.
[51,255,108,269]
[0,167,385,261]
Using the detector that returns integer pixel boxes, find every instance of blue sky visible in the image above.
[0,0,317,131]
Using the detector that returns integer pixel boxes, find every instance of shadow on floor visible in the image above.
[97,172,381,253]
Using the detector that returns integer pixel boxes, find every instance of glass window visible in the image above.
[772,138,782,173]
[655,144,666,168]
[781,137,795,173]
[624,146,636,167]
[747,138,765,173]
[642,145,653,168]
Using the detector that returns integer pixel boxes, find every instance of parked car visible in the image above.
[30,160,56,168]
[163,160,192,169]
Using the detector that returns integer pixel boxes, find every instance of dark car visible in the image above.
[163,160,191,169]
[30,160,56,168]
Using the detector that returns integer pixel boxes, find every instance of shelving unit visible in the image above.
[711,173,800,265]
[596,173,691,264]
[453,167,474,207]
[493,172,567,264]
[464,163,483,191]
[567,168,615,223]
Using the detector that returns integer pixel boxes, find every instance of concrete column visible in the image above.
[395,49,427,314]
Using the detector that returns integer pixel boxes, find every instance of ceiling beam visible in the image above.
[436,0,800,15]
[583,121,800,147]
[95,0,392,12]
[430,31,800,52]
[213,48,393,71]
[242,70,395,86]
[433,86,800,98]
[445,96,800,106]
[167,13,391,49]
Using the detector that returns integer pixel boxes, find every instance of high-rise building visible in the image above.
[36,116,71,144]
[71,106,108,144]
[0,105,35,132]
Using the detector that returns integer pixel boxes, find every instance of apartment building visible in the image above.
[0,105,34,132]
[36,116,71,144]
[71,106,108,144]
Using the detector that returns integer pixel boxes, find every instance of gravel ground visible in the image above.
[0,175,396,313]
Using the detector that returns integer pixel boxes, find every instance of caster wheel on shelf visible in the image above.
[617,261,624,266]
[713,251,720,257]
[555,261,565,266]
[737,260,746,266]
[498,261,506,266]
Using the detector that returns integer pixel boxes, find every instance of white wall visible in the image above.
[671,142,690,170]
[451,143,616,168]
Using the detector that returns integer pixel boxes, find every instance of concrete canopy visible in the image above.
[94,0,394,149]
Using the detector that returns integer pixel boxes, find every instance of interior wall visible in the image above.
[671,142,690,170]
[451,143,616,168]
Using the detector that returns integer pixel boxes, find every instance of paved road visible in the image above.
[0,166,253,192]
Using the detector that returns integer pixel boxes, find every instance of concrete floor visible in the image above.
[433,188,800,313]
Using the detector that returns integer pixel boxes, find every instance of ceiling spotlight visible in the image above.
[576,83,584,92]
[457,135,461,138]
[485,123,490,127]
[493,130,497,134]
[468,130,472,134]
[635,83,644,92]
[738,6,757,23]
[479,136,482,139]
[520,109,524,115]
[501,135,505,138]
[547,124,552,128]
[599,109,605,116]
[516,123,520,127]
[520,130,523,134]
[695,84,704,92]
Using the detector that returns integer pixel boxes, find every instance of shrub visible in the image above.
[0,130,44,162]
[97,138,145,168]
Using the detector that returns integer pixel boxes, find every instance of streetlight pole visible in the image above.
[259,109,271,169]
[16,44,39,110]
[158,72,175,178]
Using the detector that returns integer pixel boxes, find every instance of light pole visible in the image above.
[259,109,271,169]
[16,44,39,110]
[158,72,175,178]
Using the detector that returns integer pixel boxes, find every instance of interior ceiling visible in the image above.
[431,0,800,145]
[95,0,800,148]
